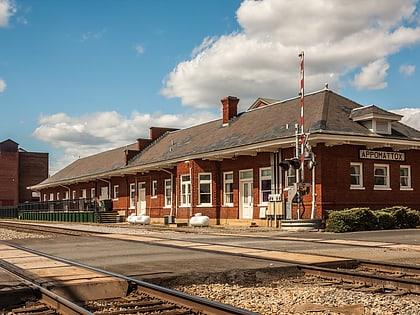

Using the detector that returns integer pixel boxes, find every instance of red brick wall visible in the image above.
[19,152,48,202]
[316,144,420,213]
[0,151,19,206]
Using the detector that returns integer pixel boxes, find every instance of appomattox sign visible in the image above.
[359,149,405,161]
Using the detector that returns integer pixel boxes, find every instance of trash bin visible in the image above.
[164,215,169,225]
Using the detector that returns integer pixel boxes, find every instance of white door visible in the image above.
[137,182,146,214]
[100,186,109,200]
[240,180,253,219]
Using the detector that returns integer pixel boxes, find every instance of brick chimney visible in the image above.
[221,96,239,126]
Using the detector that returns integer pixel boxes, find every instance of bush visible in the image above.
[380,206,420,229]
[326,208,375,232]
[374,211,396,230]
[326,206,420,233]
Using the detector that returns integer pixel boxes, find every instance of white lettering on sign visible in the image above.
[359,150,405,161]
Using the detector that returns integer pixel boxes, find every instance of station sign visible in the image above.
[359,149,405,161]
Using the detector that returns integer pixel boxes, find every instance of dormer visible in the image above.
[350,105,403,135]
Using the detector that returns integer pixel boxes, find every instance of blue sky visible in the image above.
[1,0,420,174]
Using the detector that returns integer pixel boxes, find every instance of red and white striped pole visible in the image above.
[299,51,305,182]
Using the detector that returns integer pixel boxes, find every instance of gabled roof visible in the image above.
[35,143,138,187]
[350,105,403,122]
[248,97,279,110]
[31,89,420,189]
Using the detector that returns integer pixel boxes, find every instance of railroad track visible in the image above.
[0,242,258,315]
[2,221,420,298]
[298,260,420,294]
[0,265,92,315]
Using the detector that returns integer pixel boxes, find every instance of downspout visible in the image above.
[311,155,316,219]
[59,185,71,199]
[189,160,193,217]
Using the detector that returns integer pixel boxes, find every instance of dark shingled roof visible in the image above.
[31,89,420,188]
[127,89,420,167]
[38,143,138,185]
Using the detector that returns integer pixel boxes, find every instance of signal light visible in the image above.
[279,160,290,170]
[289,158,301,170]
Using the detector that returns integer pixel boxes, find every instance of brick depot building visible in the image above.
[29,89,420,225]
[0,139,49,206]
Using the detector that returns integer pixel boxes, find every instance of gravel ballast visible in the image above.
[1,227,419,314]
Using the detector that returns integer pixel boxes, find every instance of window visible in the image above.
[129,183,136,208]
[64,191,69,200]
[260,168,272,204]
[151,180,158,198]
[199,173,212,205]
[113,185,119,199]
[223,172,234,206]
[400,165,412,190]
[72,190,76,199]
[180,175,191,206]
[43,194,47,202]
[81,189,87,199]
[164,179,172,207]
[49,193,54,201]
[374,164,390,189]
[350,162,364,189]
[56,192,60,200]
[91,188,96,198]
[240,170,253,180]
[286,168,296,187]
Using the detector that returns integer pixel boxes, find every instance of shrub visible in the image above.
[326,208,375,232]
[326,206,420,233]
[380,206,420,229]
[374,211,396,230]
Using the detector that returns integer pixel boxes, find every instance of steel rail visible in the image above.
[2,242,259,315]
[0,265,94,315]
[357,260,420,276]
[297,264,420,294]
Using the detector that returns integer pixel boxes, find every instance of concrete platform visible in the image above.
[0,244,128,302]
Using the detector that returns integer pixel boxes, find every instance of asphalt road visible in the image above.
[6,224,420,284]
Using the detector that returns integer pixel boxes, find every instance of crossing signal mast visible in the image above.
[278,51,316,220]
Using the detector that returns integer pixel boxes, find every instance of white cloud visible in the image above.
[32,110,218,174]
[352,58,389,90]
[400,64,416,76]
[135,44,145,55]
[392,108,420,131]
[162,0,420,110]
[0,79,6,92]
[0,0,16,27]
[80,28,107,42]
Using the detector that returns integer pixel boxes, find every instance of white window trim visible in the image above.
[400,165,413,191]
[350,162,365,190]
[180,174,191,207]
[198,172,212,206]
[151,180,158,199]
[113,185,119,200]
[164,179,172,208]
[374,163,391,190]
[285,168,296,187]
[91,188,95,199]
[129,183,136,209]
[223,171,234,206]
[259,167,271,205]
